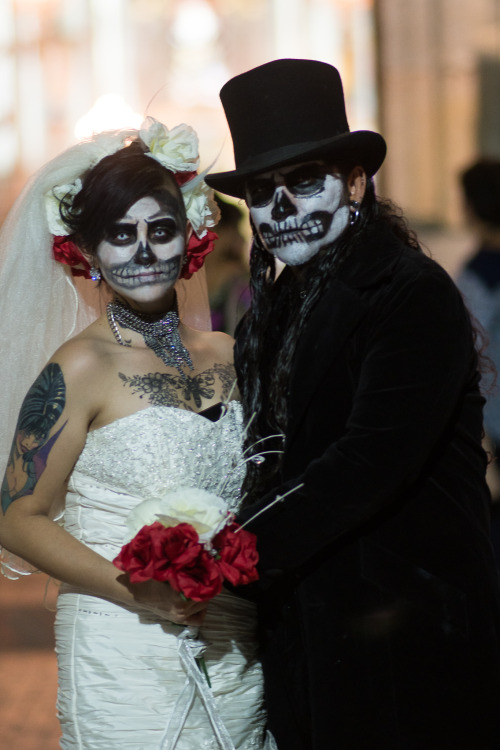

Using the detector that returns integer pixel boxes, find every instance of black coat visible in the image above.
[236,224,500,750]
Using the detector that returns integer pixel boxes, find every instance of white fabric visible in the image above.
[54,402,271,749]
[0,160,97,485]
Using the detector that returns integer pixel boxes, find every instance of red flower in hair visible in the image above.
[174,170,197,188]
[181,230,218,280]
[172,170,218,279]
[52,236,91,279]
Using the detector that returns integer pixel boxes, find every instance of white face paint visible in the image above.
[96,195,186,310]
[246,161,350,266]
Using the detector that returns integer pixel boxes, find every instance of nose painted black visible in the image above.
[134,242,157,267]
[271,190,297,222]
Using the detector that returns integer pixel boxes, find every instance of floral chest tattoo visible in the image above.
[118,362,236,410]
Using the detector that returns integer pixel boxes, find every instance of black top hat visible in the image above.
[206,58,387,199]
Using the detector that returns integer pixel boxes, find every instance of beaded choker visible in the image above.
[106,300,193,377]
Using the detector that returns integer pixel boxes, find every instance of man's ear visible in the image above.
[185,221,194,245]
[347,166,367,204]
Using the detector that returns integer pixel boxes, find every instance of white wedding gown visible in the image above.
[54,401,272,750]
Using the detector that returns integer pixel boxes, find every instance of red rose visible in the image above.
[181,230,218,280]
[52,236,92,279]
[149,522,201,582]
[113,519,255,601]
[212,523,259,586]
[166,547,224,602]
[113,522,200,584]
[173,170,197,188]
[113,522,162,583]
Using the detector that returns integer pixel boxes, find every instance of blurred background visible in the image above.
[2,0,500,260]
[1,0,500,747]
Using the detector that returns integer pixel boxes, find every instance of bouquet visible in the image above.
[113,488,259,601]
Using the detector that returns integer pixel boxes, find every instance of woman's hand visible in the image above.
[124,577,209,626]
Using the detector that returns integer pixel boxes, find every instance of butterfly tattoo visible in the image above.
[118,362,236,410]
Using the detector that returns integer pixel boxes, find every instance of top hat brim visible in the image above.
[206,129,386,199]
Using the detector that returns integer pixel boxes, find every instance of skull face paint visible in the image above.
[246,161,350,266]
[96,194,186,310]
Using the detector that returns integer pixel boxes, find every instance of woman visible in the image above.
[0,119,271,749]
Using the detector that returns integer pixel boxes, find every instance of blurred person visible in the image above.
[205,194,251,335]
[456,159,500,464]
[456,158,500,560]
[207,59,500,750]
[0,119,274,749]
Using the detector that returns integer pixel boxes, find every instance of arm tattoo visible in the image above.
[118,362,237,410]
[1,363,67,513]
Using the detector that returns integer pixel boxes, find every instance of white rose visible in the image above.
[44,179,82,235]
[43,131,135,235]
[125,498,164,539]
[126,487,229,543]
[182,180,220,236]
[141,118,200,173]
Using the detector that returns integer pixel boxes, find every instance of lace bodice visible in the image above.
[65,401,246,562]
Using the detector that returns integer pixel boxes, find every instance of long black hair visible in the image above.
[238,174,420,502]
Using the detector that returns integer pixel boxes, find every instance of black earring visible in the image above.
[349,199,360,226]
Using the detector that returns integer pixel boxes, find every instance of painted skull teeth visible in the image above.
[111,256,180,281]
[262,215,329,248]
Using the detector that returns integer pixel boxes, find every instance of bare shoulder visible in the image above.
[50,325,106,378]
[46,317,115,403]
[206,331,236,361]
[186,329,234,363]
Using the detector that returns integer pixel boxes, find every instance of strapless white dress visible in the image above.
[54,402,270,750]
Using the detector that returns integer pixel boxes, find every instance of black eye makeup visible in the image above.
[147,218,179,243]
[106,224,137,246]
[286,165,328,196]
[246,178,276,208]
[105,217,179,246]
[246,164,329,207]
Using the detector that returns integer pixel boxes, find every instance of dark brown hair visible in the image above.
[60,140,187,258]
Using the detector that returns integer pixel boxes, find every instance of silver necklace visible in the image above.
[106,299,193,376]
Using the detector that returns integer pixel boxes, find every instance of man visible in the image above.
[207,59,500,750]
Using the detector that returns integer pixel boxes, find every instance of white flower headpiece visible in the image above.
[44,117,220,279]
[139,117,220,239]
